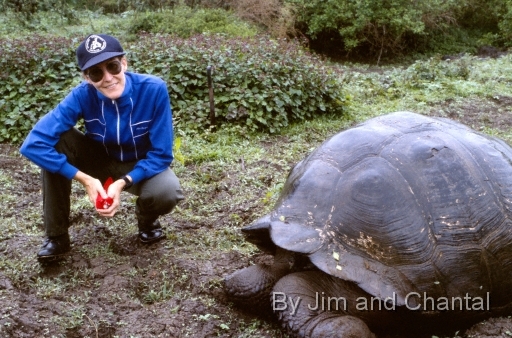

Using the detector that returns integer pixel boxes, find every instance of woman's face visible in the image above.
[84,57,128,100]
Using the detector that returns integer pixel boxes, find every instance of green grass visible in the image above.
[338,54,512,126]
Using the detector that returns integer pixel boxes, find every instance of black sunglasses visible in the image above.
[86,60,123,82]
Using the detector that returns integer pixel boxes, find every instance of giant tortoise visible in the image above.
[224,112,512,337]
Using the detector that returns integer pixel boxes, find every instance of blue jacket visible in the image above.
[20,72,174,185]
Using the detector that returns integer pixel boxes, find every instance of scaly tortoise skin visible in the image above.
[224,111,512,338]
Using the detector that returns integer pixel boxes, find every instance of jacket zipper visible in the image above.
[113,99,123,161]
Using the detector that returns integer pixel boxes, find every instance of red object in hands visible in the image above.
[96,177,114,209]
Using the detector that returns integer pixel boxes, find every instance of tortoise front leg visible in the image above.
[272,271,376,338]
[224,248,298,311]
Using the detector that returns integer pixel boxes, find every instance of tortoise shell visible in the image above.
[244,111,512,308]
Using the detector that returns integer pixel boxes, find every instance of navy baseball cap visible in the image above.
[76,34,126,71]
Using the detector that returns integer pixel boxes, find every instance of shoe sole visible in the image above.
[37,253,69,263]
[139,234,165,244]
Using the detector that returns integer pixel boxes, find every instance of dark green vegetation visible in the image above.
[5,0,512,61]
[1,1,512,337]
[2,0,512,143]
[289,0,512,62]
[0,33,346,142]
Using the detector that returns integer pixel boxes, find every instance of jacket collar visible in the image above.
[95,72,133,106]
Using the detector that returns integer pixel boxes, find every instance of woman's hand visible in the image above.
[74,171,125,217]
[96,178,126,217]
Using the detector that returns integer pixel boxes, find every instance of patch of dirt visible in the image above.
[434,96,512,131]
[1,105,512,337]
[465,317,512,338]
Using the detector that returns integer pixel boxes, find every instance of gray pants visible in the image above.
[42,128,184,237]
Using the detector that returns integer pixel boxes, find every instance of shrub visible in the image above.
[0,35,82,143]
[73,0,180,13]
[289,0,423,59]
[1,0,78,25]
[229,0,297,38]
[127,5,257,38]
[490,0,512,47]
[0,33,347,142]
[127,33,347,133]
[286,0,485,62]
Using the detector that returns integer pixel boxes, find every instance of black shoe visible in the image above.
[37,234,71,261]
[138,220,165,244]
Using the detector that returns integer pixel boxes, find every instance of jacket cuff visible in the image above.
[59,163,79,180]
[127,167,145,185]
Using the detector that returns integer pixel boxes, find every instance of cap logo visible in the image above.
[85,35,107,54]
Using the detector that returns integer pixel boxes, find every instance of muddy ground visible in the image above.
[1,106,512,337]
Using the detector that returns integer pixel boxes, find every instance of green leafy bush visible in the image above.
[72,0,179,13]
[0,33,347,142]
[288,0,432,60]
[0,35,82,143]
[127,6,257,38]
[487,0,512,47]
[128,33,347,133]
[2,0,78,25]
[286,0,502,62]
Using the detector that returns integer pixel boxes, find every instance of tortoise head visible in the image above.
[241,214,276,254]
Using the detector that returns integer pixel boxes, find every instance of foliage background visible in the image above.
[288,0,512,61]
[2,0,511,143]
[0,4,347,143]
